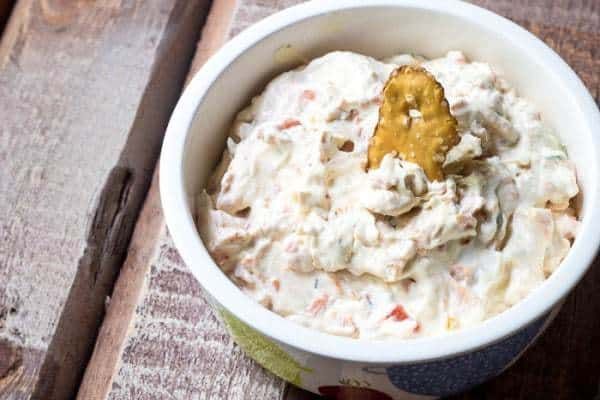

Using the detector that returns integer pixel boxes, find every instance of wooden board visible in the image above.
[80,1,600,400]
[0,0,210,399]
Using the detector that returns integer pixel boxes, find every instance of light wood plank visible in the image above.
[0,0,210,399]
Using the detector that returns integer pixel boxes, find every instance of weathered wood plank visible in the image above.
[87,1,600,400]
[76,169,165,400]
[77,5,240,395]
[0,0,210,399]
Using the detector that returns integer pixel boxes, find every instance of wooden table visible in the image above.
[0,1,598,399]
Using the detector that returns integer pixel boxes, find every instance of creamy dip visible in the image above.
[198,51,579,339]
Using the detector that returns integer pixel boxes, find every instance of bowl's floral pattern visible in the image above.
[219,308,312,386]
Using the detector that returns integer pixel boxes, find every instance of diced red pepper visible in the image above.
[386,305,409,321]
[277,118,301,130]
[308,294,329,315]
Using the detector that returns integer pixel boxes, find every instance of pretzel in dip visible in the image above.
[368,65,459,180]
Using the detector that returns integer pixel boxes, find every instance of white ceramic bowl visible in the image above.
[160,1,600,398]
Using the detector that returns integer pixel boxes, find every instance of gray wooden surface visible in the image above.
[0,0,210,398]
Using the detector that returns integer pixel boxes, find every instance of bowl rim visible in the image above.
[160,0,600,363]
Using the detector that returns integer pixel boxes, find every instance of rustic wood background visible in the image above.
[0,0,211,399]
[0,1,598,399]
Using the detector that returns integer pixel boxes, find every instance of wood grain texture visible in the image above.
[0,0,209,399]
[89,1,600,400]
[75,170,165,400]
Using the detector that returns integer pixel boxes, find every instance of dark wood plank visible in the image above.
[0,0,210,399]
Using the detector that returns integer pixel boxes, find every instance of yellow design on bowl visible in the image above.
[220,309,312,385]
